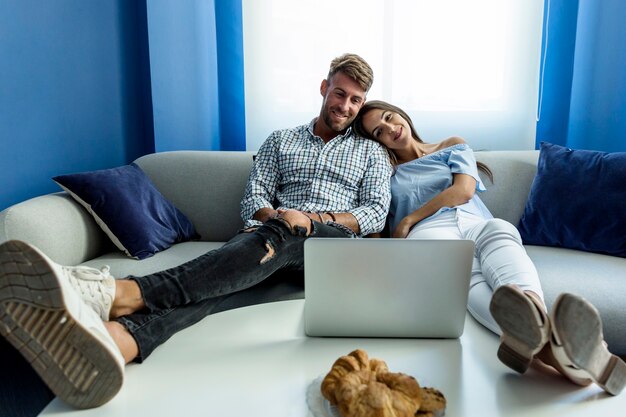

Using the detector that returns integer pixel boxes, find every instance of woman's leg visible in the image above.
[407,212,517,334]
[452,214,553,373]
[461,215,543,301]
[405,211,461,241]
[456,214,545,336]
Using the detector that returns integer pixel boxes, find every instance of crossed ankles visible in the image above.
[490,285,626,395]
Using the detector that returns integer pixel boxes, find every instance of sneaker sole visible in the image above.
[0,240,123,408]
[489,285,549,373]
[550,293,626,395]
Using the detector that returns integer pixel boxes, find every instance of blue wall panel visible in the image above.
[0,0,153,211]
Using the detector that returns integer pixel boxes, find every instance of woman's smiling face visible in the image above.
[361,108,412,150]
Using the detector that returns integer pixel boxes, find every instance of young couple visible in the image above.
[0,53,623,411]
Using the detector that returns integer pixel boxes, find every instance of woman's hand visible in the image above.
[392,217,415,238]
[391,173,477,239]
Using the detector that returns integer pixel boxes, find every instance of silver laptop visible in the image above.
[304,238,475,338]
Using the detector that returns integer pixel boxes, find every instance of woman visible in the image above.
[352,100,626,395]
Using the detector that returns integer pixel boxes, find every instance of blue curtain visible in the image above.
[214,0,246,151]
[146,0,245,152]
[536,0,626,152]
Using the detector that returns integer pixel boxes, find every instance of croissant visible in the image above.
[321,349,422,417]
[415,387,447,417]
[335,370,423,417]
[321,349,388,405]
[321,349,448,417]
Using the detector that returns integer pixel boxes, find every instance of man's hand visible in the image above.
[252,208,279,223]
[276,209,313,235]
[300,211,327,223]
[300,211,360,235]
[256,208,360,235]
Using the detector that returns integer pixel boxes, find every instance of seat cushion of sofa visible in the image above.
[81,241,224,278]
[525,245,626,355]
[468,245,626,356]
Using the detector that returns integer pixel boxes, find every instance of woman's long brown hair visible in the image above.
[353,100,493,182]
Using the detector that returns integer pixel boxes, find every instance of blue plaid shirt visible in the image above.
[240,119,392,236]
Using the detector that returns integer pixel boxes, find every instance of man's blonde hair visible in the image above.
[327,53,374,93]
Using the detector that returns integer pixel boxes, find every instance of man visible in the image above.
[0,53,392,409]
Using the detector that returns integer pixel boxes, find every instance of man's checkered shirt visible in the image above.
[240,119,392,236]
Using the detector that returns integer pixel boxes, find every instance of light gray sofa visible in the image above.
[1,150,625,354]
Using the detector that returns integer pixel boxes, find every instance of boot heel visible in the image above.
[601,355,626,396]
[490,285,550,374]
[497,343,530,374]
[551,293,626,395]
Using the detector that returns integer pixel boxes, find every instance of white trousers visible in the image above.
[406,210,544,334]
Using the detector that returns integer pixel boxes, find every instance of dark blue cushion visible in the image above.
[518,142,626,257]
[53,163,198,259]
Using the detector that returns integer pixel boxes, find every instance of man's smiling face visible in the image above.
[319,71,367,134]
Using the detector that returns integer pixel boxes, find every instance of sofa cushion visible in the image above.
[525,245,626,355]
[81,241,222,278]
[53,163,199,260]
[517,142,626,257]
[467,245,626,356]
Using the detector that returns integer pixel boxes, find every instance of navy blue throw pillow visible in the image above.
[54,163,199,259]
[518,142,626,257]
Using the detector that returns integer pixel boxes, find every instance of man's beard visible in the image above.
[322,108,352,132]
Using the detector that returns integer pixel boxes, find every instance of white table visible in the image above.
[40,300,625,416]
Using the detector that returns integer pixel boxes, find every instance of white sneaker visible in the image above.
[0,240,125,409]
[64,264,115,321]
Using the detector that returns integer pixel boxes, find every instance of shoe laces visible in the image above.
[63,265,114,319]
[67,264,112,281]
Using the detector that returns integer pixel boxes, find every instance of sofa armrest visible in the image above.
[475,150,539,225]
[0,192,112,265]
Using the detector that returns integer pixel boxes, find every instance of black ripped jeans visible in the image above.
[116,218,352,361]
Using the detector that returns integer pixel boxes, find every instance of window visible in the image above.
[242,0,544,150]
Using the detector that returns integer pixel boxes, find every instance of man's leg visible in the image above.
[114,211,349,314]
[109,211,351,362]
[106,267,308,363]
[110,296,229,362]
[0,211,351,408]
